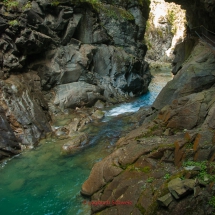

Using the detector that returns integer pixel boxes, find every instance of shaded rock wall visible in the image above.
[165,0,215,32]
[0,0,151,158]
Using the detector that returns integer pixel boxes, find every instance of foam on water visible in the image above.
[104,71,172,117]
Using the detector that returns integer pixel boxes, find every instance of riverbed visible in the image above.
[0,68,172,215]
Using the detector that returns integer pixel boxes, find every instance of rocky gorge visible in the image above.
[81,1,215,215]
[0,0,151,159]
[1,0,215,215]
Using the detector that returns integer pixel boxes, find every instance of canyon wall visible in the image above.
[81,0,215,214]
[0,0,151,159]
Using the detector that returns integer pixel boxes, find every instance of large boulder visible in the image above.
[54,82,104,109]
[153,42,215,110]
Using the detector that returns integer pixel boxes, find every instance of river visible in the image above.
[0,68,172,215]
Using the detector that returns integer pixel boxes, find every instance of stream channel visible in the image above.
[0,68,172,215]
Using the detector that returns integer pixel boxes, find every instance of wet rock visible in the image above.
[92,110,105,120]
[8,179,25,191]
[61,131,89,154]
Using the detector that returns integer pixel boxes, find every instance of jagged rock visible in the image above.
[0,73,51,145]
[74,9,111,44]
[62,14,82,45]
[30,43,96,89]
[15,30,52,55]
[93,44,151,100]
[168,178,187,199]
[61,131,89,154]
[168,178,195,199]
[157,193,174,207]
[0,17,8,31]
[172,39,196,75]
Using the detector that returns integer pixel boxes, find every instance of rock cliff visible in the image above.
[81,1,215,214]
[145,0,186,63]
[0,0,151,159]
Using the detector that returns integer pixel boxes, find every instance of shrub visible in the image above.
[3,0,19,11]
[8,19,19,26]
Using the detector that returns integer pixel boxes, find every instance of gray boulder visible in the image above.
[54,82,104,109]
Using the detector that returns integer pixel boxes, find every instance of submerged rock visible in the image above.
[61,131,89,155]
[91,110,105,120]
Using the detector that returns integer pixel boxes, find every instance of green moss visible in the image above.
[135,202,146,214]
[22,1,32,10]
[141,166,151,173]
[167,9,175,25]
[8,19,19,26]
[3,0,19,10]
[157,29,163,38]
[51,0,60,6]
[209,196,215,209]
[164,173,170,180]
[146,177,154,183]
[183,161,215,183]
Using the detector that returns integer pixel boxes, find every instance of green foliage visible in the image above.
[147,177,154,183]
[96,3,134,21]
[157,29,163,38]
[209,196,215,209]
[50,0,134,20]
[183,161,215,183]
[185,142,193,149]
[171,26,177,35]
[22,1,32,10]
[8,19,19,26]
[164,173,170,180]
[167,9,175,25]
[3,0,19,10]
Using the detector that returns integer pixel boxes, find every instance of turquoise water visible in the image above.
[0,69,172,215]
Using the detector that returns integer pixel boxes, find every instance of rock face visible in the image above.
[0,107,20,160]
[165,0,215,33]
[0,0,151,158]
[81,25,215,215]
[145,0,186,63]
